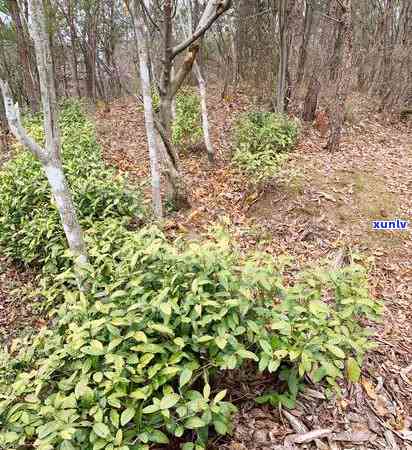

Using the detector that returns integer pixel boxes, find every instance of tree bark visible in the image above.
[129,0,163,218]
[326,0,353,152]
[296,0,314,86]
[275,0,292,114]
[63,0,82,97]
[158,0,231,205]
[303,74,321,122]
[194,61,214,163]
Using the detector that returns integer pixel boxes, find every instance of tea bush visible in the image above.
[0,222,382,449]
[233,111,299,184]
[0,101,145,273]
[172,88,202,147]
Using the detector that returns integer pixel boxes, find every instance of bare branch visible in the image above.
[0,79,45,161]
[171,0,232,59]
[170,44,200,96]
[138,0,161,32]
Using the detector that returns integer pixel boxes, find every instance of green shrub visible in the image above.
[172,88,202,147]
[233,111,299,184]
[0,222,381,449]
[0,101,145,273]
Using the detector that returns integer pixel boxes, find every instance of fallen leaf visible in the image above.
[362,377,378,399]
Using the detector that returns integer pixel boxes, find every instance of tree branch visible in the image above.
[0,79,45,161]
[171,0,231,59]
[170,44,200,96]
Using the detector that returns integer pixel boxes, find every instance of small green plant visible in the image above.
[172,88,202,147]
[0,101,145,273]
[151,85,160,113]
[233,111,299,184]
[0,221,381,449]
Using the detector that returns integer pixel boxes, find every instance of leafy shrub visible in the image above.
[0,101,145,273]
[172,88,202,147]
[0,222,381,449]
[150,86,202,148]
[233,111,299,184]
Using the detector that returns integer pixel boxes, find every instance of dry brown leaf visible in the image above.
[373,395,390,417]
[361,377,378,400]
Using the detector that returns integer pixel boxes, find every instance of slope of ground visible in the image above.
[95,91,412,450]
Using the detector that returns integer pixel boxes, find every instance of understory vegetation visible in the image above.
[0,102,383,449]
[0,102,144,273]
[0,217,381,449]
[151,86,202,149]
[172,88,202,148]
[233,111,299,184]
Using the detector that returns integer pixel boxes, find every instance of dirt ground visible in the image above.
[95,90,412,449]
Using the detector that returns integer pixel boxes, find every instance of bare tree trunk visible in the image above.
[129,0,163,218]
[159,0,231,206]
[171,65,177,121]
[66,1,82,98]
[0,101,9,155]
[296,0,314,86]
[326,0,352,152]
[194,61,214,162]
[127,0,231,209]
[329,1,344,82]
[303,74,321,121]
[184,1,214,163]
[275,0,291,114]
[7,0,39,111]
[0,0,88,267]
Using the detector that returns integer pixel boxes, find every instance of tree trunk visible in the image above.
[329,2,344,82]
[43,159,88,263]
[130,0,163,218]
[171,65,177,121]
[296,0,314,86]
[67,2,82,98]
[0,0,88,268]
[303,74,321,121]
[194,61,214,162]
[128,0,231,209]
[275,0,291,114]
[326,0,353,152]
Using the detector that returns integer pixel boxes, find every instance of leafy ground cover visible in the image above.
[0,220,380,449]
[92,90,412,449]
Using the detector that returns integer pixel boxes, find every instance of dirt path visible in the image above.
[95,92,412,449]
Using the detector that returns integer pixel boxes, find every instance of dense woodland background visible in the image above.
[1,0,411,126]
[0,1,411,450]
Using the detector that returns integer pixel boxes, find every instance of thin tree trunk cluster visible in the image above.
[1,0,409,223]
[127,0,230,213]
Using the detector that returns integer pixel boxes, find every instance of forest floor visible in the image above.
[0,89,410,449]
[95,90,412,450]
